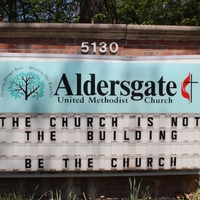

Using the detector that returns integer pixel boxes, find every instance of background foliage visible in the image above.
[0,0,200,25]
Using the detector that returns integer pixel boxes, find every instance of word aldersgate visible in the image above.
[54,74,177,102]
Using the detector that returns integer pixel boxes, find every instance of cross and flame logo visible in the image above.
[181,72,198,103]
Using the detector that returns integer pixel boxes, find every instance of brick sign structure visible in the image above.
[0,24,200,198]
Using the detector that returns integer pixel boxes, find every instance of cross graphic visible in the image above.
[184,73,198,103]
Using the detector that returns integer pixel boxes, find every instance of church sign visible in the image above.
[0,54,199,171]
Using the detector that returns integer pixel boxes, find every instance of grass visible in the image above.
[0,187,76,200]
[129,177,152,200]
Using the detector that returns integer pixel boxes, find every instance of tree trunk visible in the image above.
[7,0,17,22]
[79,0,118,23]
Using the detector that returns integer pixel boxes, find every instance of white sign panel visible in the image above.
[0,114,199,171]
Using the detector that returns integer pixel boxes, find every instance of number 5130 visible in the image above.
[81,42,118,54]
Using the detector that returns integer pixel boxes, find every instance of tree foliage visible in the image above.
[0,0,79,22]
[0,0,200,25]
[117,0,200,25]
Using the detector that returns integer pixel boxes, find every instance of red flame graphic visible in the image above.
[181,73,191,102]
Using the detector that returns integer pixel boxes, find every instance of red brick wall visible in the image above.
[0,37,200,56]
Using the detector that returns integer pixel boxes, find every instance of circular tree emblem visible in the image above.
[9,72,45,100]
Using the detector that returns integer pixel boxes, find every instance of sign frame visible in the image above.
[0,53,200,177]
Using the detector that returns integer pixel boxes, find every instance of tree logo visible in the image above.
[9,72,45,100]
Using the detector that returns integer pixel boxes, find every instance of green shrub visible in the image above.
[0,185,38,200]
[38,190,76,200]
[129,177,152,200]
